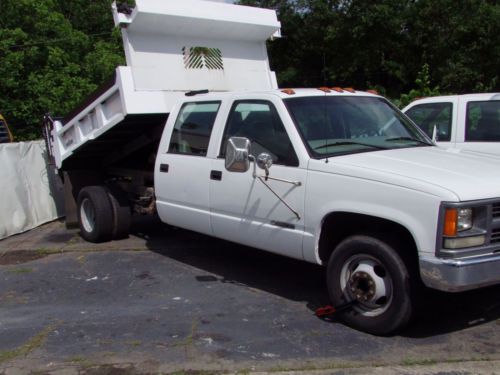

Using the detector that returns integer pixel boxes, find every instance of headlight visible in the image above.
[457,208,473,232]
[442,207,485,250]
[444,208,473,236]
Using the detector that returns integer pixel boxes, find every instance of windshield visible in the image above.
[284,96,432,158]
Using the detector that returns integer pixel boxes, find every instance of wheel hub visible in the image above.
[349,271,376,302]
[340,255,393,316]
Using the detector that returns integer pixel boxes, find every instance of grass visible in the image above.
[401,358,438,366]
[7,267,33,274]
[124,340,142,347]
[171,320,199,349]
[0,323,58,364]
[36,248,61,256]
[67,355,94,368]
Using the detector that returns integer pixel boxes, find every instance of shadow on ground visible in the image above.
[132,215,500,338]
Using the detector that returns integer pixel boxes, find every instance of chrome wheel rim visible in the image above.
[340,254,393,317]
[80,198,96,233]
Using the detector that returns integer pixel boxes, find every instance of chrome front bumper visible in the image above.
[419,253,500,292]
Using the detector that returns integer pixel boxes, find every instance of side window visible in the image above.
[168,101,221,156]
[220,100,299,167]
[405,102,452,141]
[465,101,500,142]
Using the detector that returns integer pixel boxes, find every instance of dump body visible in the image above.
[45,0,281,170]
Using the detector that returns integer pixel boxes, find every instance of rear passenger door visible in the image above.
[155,101,221,236]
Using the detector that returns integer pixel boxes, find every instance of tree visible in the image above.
[0,0,124,140]
[237,0,500,98]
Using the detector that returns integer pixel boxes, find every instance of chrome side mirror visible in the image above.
[225,137,251,172]
[256,152,273,180]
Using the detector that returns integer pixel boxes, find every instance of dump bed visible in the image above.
[46,0,281,169]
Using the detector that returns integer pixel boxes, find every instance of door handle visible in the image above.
[210,170,222,181]
[160,164,169,173]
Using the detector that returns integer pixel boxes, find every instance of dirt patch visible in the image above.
[0,250,50,265]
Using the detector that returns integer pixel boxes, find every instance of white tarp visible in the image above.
[0,140,64,240]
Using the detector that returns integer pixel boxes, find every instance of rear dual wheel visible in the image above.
[77,185,131,243]
[327,235,416,335]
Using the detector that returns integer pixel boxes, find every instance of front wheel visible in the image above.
[327,235,416,335]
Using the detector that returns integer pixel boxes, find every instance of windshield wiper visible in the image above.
[385,136,432,145]
[314,141,387,150]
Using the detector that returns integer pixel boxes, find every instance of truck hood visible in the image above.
[310,146,500,201]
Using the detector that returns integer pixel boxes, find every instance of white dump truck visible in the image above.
[44,0,500,335]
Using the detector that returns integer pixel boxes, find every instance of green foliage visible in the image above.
[0,0,124,140]
[1,0,498,140]
[238,0,499,99]
[396,64,441,108]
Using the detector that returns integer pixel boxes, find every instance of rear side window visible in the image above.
[168,101,220,156]
[405,102,452,141]
[465,101,500,142]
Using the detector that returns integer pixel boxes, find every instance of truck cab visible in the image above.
[403,93,500,155]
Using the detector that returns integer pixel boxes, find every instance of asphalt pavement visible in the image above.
[0,218,499,374]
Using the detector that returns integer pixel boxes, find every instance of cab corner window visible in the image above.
[405,102,452,141]
[465,101,500,142]
[168,101,221,156]
[220,100,299,167]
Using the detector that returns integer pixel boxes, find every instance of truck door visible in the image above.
[155,101,222,236]
[209,100,306,260]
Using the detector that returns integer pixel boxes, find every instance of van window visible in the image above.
[168,101,221,156]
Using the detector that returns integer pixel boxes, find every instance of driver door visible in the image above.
[209,100,306,260]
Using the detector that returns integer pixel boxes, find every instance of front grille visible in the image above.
[492,203,500,218]
[491,228,500,243]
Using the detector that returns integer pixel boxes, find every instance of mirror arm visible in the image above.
[257,176,301,220]
[249,155,257,178]
[257,175,301,187]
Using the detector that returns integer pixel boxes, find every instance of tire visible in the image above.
[326,235,415,335]
[77,186,114,243]
[107,185,131,240]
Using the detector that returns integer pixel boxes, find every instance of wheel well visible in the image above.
[318,212,419,274]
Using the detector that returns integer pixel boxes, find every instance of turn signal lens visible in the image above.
[444,208,457,236]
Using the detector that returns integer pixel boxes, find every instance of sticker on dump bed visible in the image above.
[183,46,224,70]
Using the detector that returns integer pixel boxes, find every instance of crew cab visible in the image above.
[403,93,500,155]
[43,0,500,335]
